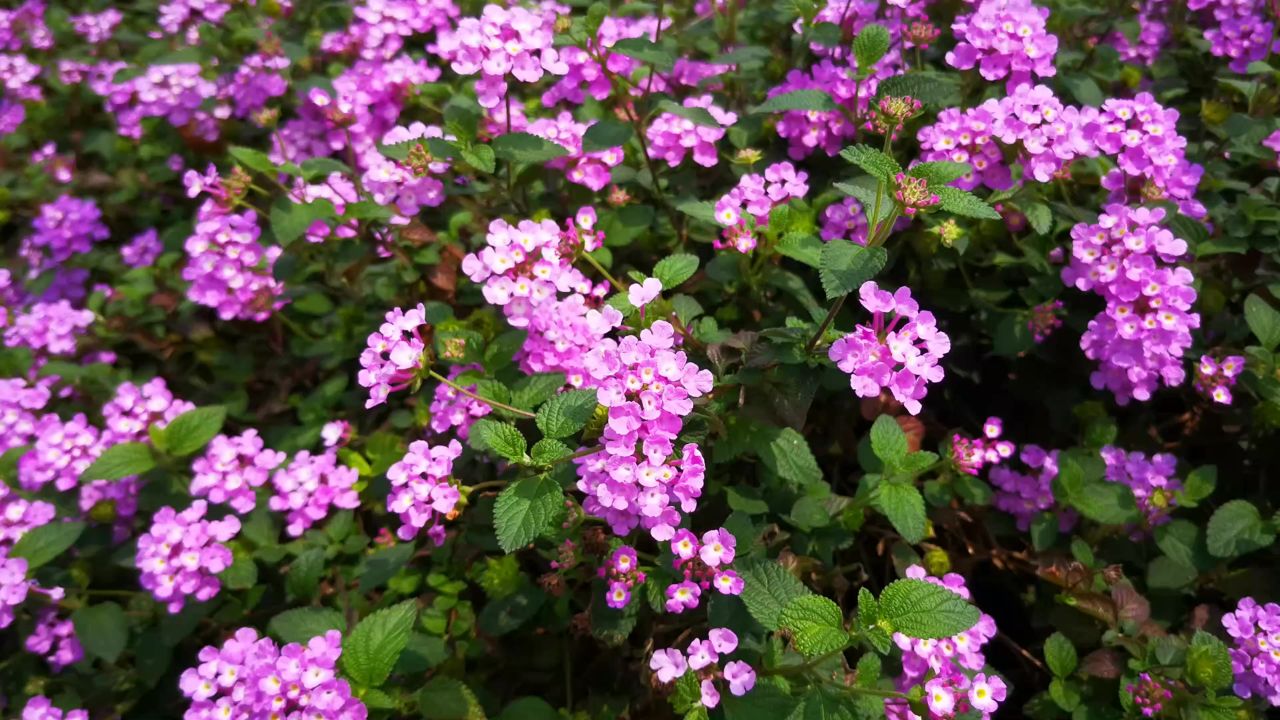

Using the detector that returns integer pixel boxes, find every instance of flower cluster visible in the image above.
[1028,300,1064,342]
[0,482,55,548]
[70,9,123,44]
[136,500,241,613]
[576,321,713,540]
[179,628,367,720]
[988,84,1097,183]
[26,608,83,671]
[829,282,951,415]
[1,550,31,628]
[888,566,1004,719]
[1061,205,1198,404]
[386,438,464,545]
[645,95,737,168]
[18,697,87,720]
[19,195,110,274]
[102,377,194,444]
[989,444,1074,531]
[4,301,94,358]
[182,200,286,322]
[1221,596,1280,705]
[664,528,743,612]
[1188,0,1278,72]
[820,198,869,245]
[540,15,667,106]
[1091,94,1205,219]
[650,629,755,709]
[363,122,450,225]
[121,228,163,268]
[18,413,103,493]
[431,4,567,109]
[429,364,492,440]
[1194,353,1245,405]
[1110,1,1171,65]
[524,113,625,192]
[1128,672,1178,717]
[947,0,1059,89]
[96,63,221,142]
[1101,446,1182,531]
[894,173,941,216]
[950,417,1015,476]
[358,303,430,408]
[190,430,287,513]
[916,106,1012,192]
[321,0,458,60]
[713,161,809,253]
[270,450,361,537]
[767,60,866,160]
[601,545,647,609]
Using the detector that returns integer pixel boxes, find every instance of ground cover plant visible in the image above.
[1,0,1280,718]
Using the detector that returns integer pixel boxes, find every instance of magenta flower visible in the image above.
[386,438,464,545]
[649,648,687,683]
[627,277,663,309]
[269,450,362,537]
[190,430,286,514]
[135,500,241,613]
[358,304,430,408]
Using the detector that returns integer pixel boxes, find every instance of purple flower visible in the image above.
[723,660,757,697]
[1194,353,1246,405]
[699,679,721,708]
[386,438,464,544]
[103,378,194,444]
[3,301,94,357]
[25,607,82,672]
[1101,446,1182,532]
[627,277,663,309]
[430,4,568,108]
[190,430,286,514]
[182,200,286,322]
[713,162,809,253]
[358,304,430,409]
[699,528,735,567]
[429,365,493,440]
[19,696,88,720]
[269,450,361,537]
[820,198,869,245]
[136,500,241,613]
[121,228,163,268]
[947,0,1059,90]
[645,95,737,168]
[649,648,687,683]
[665,581,701,613]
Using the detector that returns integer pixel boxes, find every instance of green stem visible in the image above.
[804,294,847,354]
[428,370,537,419]
[762,646,848,676]
[465,480,509,495]
[579,249,623,290]
[544,444,604,467]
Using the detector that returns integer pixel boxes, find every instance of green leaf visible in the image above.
[873,482,926,544]
[494,475,564,553]
[840,144,902,183]
[460,144,496,174]
[654,254,700,288]
[819,241,888,300]
[908,161,971,187]
[530,438,572,465]
[475,422,527,463]
[1044,632,1078,677]
[228,145,277,174]
[1070,482,1140,525]
[878,578,980,639]
[9,521,85,569]
[1025,203,1053,235]
[359,542,415,591]
[271,197,337,246]
[299,157,352,180]
[656,100,722,127]
[1206,499,1276,558]
[856,587,878,630]
[1186,631,1233,690]
[418,677,487,720]
[161,406,227,457]
[723,683,799,719]
[82,442,155,481]
[738,559,811,630]
[491,132,571,164]
[221,552,258,589]
[776,233,824,268]
[875,72,962,107]
[535,389,599,439]
[759,427,823,486]
[72,602,129,663]
[581,120,633,153]
[510,373,566,410]
[1244,294,1280,350]
[269,607,346,644]
[934,186,1001,220]
[1147,556,1197,589]
[853,23,891,71]
[786,688,855,720]
[870,415,907,465]
[341,600,418,688]
[477,585,546,636]
[286,548,326,601]
[1154,520,1207,569]
[752,89,839,114]
[779,595,850,657]
[609,37,676,72]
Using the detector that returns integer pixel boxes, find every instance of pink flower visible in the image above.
[627,277,663,309]
[649,648,687,683]
[699,528,735,567]
[723,660,756,696]
[969,673,1006,713]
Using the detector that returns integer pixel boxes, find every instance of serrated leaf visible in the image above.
[228,145,276,174]
[418,676,487,720]
[675,198,719,223]
[535,389,599,439]
[494,475,564,553]
[460,144,496,174]
[609,37,676,72]
[161,406,227,457]
[840,144,901,183]
[286,548,326,601]
[1025,203,1053,235]
[1244,294,1280,350]
[759,426,823,486]
[657,100,721,127]
[269,607,346,644]
[72,602,128,663]
[869,415,907,465]
[878,578,980,639]
[654,254,700,288]
[934,186,1001,220]
[1186,631,1233,690]
[530,438,572,465]
[581,120,633,153]
[491,132,571,163]
[1044,632,1078,677]
[819,241,887,300]
[779,595,850,657]
[341,600,418,688]
[271,197,337,246]
[908,161,971,186]
[299,156,352,180]
[873,482,926,544]
[776,233,824,268]
[738,559,811,630]
[752,89,839,114]
[1206,499,1275,558]
[853,24,890,71]
[82,442,155,481]
[10,521,85,570]
[475,422,527,463]
[511,373,566,410]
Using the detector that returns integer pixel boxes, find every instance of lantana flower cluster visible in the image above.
[829,282,951,415]
[1221,597,1280,705]
[601,545,647,609]
[946,0,1059,89]
[645,95,738,168]
[19,696,87,720]
[429,364,493,439]
[713,161,810,253]
[26,608,82,672]
[664,528,743,613]
[179,628,368,720]
[575,321,713,540]
[182,199,286,323]
[269,450,362,538]
[649,628,756,709]
[190,430,287,513]
[1194,353,1245,405]
[431,4,567,109]
[135,500,241,613]
[386,438,464,545]
[19,195,109,274]
[1188,0,1278,72]
[950,417,1015,477]
[1100,445,1182,531]
[358,303,430,408]
[988,444,1074,531]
